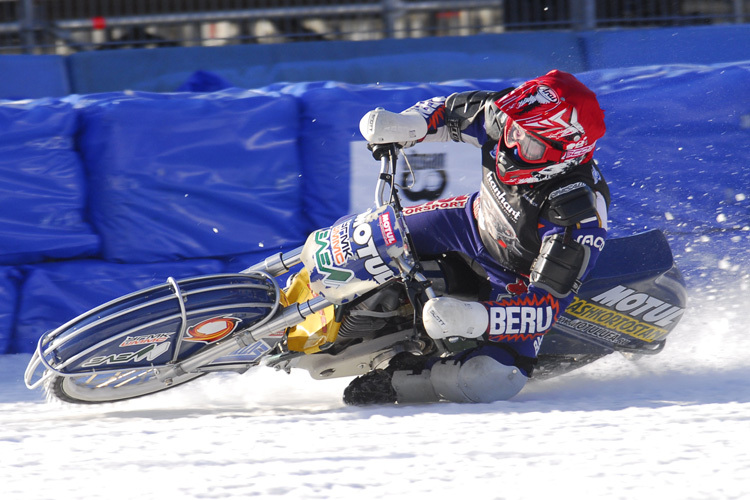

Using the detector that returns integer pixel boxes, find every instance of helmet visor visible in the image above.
[504,119,559,164]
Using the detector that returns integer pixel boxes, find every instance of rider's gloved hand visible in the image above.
[359,108,428,149]
[422,297,488,340]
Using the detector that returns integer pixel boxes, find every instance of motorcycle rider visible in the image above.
[344,70,610,405]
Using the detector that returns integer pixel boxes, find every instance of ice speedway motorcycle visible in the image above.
[25,143,688,404]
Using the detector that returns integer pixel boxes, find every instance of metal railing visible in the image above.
[1,0,747,54]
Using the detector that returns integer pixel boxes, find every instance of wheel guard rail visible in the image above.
[24,272,282,390]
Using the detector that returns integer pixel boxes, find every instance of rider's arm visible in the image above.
[360,90,510,148]
[482,185,608,361]
[403,90,511,147]
[532,183,609,300]
[421,183,608,365]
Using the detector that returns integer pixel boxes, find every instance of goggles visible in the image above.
[503,118,563,165]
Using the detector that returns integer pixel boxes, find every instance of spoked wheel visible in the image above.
[47,368,206,404]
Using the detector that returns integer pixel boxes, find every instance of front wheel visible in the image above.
[48,368,206,404]
[28,273,280,404]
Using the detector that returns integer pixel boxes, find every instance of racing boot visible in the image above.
[343,352,432,406]
[343,369,397,406]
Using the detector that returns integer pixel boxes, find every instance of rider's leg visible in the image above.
[344,344,528,405]
[343,194,533,405]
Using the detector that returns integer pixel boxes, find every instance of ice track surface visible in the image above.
[2,279,750,500]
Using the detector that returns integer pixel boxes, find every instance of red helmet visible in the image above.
[492,70,606,185]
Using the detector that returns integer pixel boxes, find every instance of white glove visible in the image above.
[422,297,489,340]
[359,107,428,146]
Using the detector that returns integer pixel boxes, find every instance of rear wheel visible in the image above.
[48,368,206,404]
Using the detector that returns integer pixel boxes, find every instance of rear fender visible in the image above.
[541,230,688,356]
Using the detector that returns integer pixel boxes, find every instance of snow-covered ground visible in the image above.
[2,270,749,500]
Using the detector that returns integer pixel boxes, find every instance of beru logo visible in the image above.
[487,294,560,342]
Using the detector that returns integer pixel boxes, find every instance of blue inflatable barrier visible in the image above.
[13,259,227,354]
[0,267,20,354]
[581,63,750,240]
[75,89,305,263]
[176,70,235,92]
[1,57,749,354]
[0,98,100,265]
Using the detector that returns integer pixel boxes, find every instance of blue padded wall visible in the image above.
[74,89,305,263]
[66,32,585,94]
[0,267,19,354]
[0,55,70,99]
[13,259,227,354]
[0,98,100,265]
[1,24,749,353]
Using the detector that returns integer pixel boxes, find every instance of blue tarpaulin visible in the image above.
[1,61,748,353]
[0,98,100,265]
[75,89,305,263]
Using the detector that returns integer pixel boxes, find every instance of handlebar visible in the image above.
[371,143,437,302]
[373,143,399,207]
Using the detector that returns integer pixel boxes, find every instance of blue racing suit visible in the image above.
[401,92,611,376]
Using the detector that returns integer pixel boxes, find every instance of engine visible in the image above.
[337,286,410,339]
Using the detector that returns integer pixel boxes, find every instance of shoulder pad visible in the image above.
[445,90,507,142]
[544,182,598,226]
[445,90,501,113]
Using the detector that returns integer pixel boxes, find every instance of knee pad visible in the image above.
[431,356,528,403]
[422,297,488,340]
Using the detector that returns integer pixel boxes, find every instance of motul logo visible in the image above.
[379,212,397,246]
[591,286,684,327]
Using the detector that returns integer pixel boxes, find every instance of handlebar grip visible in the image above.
[369,143,397,161]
